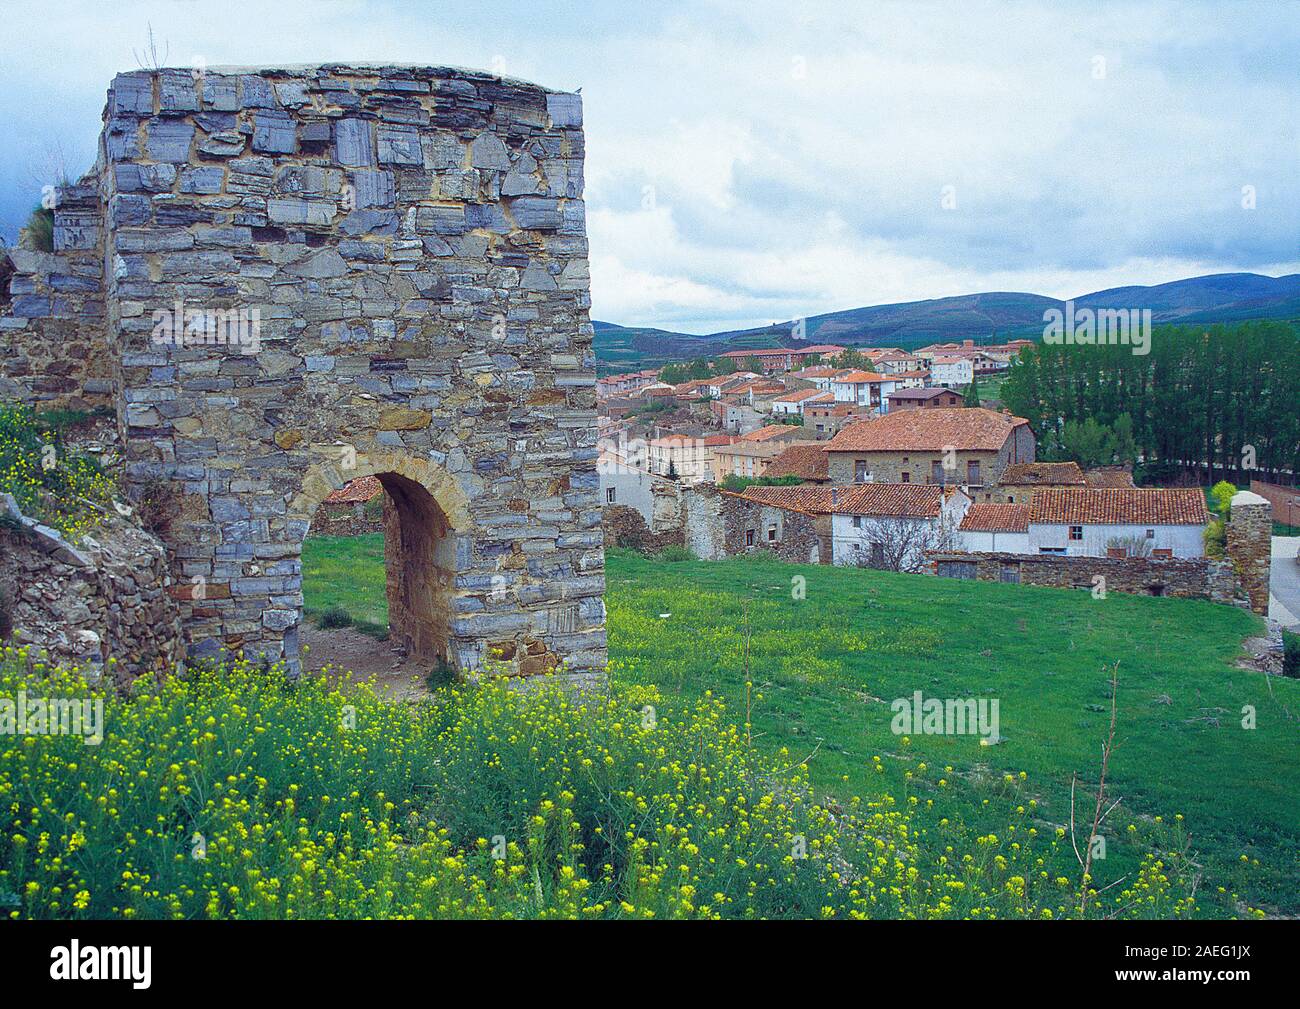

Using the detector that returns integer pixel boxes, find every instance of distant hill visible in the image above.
[594,272,1300,368]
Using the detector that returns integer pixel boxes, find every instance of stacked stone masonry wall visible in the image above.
[1,64,607,679]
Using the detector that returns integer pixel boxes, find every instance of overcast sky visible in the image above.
[1,0,1296,332]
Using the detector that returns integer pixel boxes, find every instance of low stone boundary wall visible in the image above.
[1,494,185,681]
[927,550,1243,606]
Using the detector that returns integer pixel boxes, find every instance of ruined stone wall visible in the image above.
[6,64,605,679]
[682,484,823,563]
[1226,492,1272,615]
[0,182,116,410]
[601,504,684,554]
[0,500,184,681]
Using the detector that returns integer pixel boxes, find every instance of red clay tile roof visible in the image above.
[324,475,382,504]
[825,408,1029,453]
[739,482,945,517]
[960,503,1031,532]
[765,444,830,481]
[834,483,945,517]
[1083,466,1137,488]
[832,370,889,383]
[1029,488,1209,526]
[738,485,834,514]
[772,388,826,402]
[742,424,799,442]
[888,386,957,401]
[1000,461,1086,486]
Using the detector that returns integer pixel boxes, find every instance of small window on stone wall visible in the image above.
[745,529,754,547]
[767,525,777,542]
[606,488,616,504]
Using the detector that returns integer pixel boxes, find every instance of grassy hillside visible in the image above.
[300,537,1299,916]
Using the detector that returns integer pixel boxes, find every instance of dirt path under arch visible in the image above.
[300,623,432,701]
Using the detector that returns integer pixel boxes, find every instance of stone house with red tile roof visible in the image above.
[824,408,1035,492]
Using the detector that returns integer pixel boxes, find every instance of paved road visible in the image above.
[1270,536,1300,629]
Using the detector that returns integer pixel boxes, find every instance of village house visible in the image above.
[771,387,830,415]
[804,402,873,440]
[830,483,971,568]
[723,377,788,407]
[711,439,793,481]
[671,378,716,402]
[957,502,1031,552]
[1027,488,1209,557]
[829,370,899,413]
[742,424,807,446]
[887,386,965,411]
[790,364,848,389]
[710,399,766,434]
[824,408,1035,491]
[647,434,716,482]
[718,344,848,374]
[597,369,660,398]
[599,445,668,518]
[764,443,831,484]
[930,356,975,388]
[992,460,1087,503]
[871,350,923,374]
[1084,466,1138,489]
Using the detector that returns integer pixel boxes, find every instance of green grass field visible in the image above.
[302,536,1300,916]
[301,533,389,636]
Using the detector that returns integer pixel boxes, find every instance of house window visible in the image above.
[1039,547,1066,555]
[966,460,980,485]
[871,542,885,566]
[1145,528,1155,539]
[854,460,869,483]
[745,529,755,547]
[767,525,778,542]
[901,472,910,483]
[606,488,616,504]
[1069,525,1083,541]
[852,516,863,529]
[931,461,944,484]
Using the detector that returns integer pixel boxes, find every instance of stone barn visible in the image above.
[0,64,606,679]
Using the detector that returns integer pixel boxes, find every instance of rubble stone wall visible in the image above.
[0,508,184,681]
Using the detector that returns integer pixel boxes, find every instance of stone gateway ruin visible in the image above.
[1,64,606,679]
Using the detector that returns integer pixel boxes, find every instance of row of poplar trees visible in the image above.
[999,320,1299,485]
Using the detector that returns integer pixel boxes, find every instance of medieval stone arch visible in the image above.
[291,451,471,671]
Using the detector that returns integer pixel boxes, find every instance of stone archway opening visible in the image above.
[292,451,472,683]
[375,471,455,664]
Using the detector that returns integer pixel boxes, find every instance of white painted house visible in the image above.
[831,484,971,569]
[1027,488,1209,557]
[930,356,975,388]
[770,388,829,416]
[829,371,900,414]
[958,503,1031,552]
[955,490,1209,557]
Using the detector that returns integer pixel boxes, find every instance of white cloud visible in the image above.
[2,0,1295,332]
